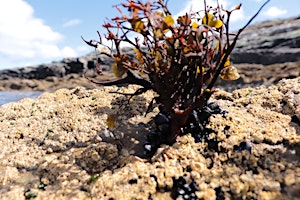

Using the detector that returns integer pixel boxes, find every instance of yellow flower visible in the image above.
[183,47,190,54]
[112,62,127,78]
[202,13,223,28]
[191,21,199,28]
[133,48,144,63]
[155,11,165,17]
[224,55,231,67]
[106,114,117,129]
[220,55,239,80]
[131,18,145,33]
[220,66,240,80]
[196,66,205,74]
[154,51,162,67]
[165,15,174,26]
[154,29,164,39]
[220,55,231,67]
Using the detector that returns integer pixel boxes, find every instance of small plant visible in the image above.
[39,129,53,146]
[90,173,100,182]
[83,0,269,146]
[24,191,37,199]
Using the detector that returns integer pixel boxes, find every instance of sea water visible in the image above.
[0,91,43,106]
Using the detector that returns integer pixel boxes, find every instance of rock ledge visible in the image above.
[0,78,299,199]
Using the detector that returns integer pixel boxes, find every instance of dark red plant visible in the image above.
[83,0,270,144]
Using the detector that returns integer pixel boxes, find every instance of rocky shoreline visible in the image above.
[0,61,299,92]
[0,78,299,199]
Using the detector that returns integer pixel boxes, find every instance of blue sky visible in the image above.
[0,0,299,70]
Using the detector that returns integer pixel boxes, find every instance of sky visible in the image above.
[0,0,299,70]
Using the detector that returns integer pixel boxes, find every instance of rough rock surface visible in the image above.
[231,17,300,64]
[217,61,300,91]
[0,72,115,91]
[0,78,299,199]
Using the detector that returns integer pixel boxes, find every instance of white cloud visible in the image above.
[62,46,77,57]
[63,19,82,27]
[173,0,245,31]
[76,45,90,53]
[264,6,287,18]
[0,0,77,69]
[174,0,227,19]
[174,0,245,23]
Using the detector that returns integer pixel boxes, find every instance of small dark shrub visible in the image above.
[83,0,269,147]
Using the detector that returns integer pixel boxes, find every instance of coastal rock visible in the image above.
[231,17,300,64]
[216,61,300,91]
[0,56,98,81]
[0,78,299,199]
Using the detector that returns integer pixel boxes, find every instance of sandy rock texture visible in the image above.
[0,78,299,199]
[0,72,115,91]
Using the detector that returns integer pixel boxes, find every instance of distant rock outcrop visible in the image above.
[231,16,300,64]
[0,48,132,80]
[0,58,90,80]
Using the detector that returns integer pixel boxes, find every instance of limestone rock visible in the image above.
[0,79,299,199]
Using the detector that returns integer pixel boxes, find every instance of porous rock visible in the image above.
[0,79,299,199]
